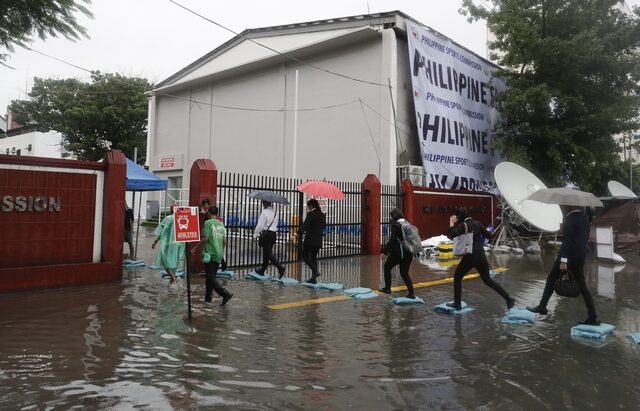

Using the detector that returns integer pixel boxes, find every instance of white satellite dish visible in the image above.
[495,162,563,232]
[607,180,636,198]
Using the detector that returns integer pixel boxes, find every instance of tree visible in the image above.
[461,0,640,193]
[10,72,152,162]
[0,0,92,65]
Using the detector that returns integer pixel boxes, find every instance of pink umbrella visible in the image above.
[296,181,345,200]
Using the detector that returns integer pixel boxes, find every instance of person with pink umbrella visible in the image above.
[298,199,326,283]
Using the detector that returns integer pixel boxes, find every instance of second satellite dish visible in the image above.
[494,162,563,232]
[607,180,637,198]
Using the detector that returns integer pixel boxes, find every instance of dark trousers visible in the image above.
[258,231,284,274]
[383,252,414,296]
[538,257,597,319]
[302,245,320,275]
[204,261,229,301]
[453,252,510,305]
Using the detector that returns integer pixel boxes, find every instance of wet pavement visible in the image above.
[1,226,639,410]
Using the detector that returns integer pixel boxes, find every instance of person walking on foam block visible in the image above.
[254,200,286,279]
[152,206,184,287]
[448,207,515,311]
[378,208,416,299]
[527,205,600,325]
[298,199,326,284]
[192,206,233,306]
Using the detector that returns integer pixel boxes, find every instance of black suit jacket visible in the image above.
[299,208,326,248]
[559,210,589,263]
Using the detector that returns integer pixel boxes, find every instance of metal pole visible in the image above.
[186,245,192,322]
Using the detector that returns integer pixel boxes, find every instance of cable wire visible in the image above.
[168,0,388,87]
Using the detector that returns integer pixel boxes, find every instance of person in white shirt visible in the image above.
[254,200,285,278]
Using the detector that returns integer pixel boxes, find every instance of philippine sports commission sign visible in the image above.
[407,22,506,192]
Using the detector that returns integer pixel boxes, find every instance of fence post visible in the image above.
[188,159,218,273]
[102,150,127,271]
[362,174,381,255]
[401,178,416,224]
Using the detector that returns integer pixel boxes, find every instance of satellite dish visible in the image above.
[495,162,563,232]
[607,180,636,198]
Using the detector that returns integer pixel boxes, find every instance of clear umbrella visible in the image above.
[527,187,603,207]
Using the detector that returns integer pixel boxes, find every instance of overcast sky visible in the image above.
[0,0,496,115]
[1,0,638,116]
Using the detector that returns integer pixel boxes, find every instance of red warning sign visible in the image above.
[173,206,200,242]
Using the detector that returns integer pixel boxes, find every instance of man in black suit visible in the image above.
[527,205,600,325]
[298,199,326,284]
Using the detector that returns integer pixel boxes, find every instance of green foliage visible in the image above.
[461,0,640,193]
[10,73,152,162]
[0,0,92,64]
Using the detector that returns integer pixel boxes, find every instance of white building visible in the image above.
[147,11,493,188]
[0,125,70,159]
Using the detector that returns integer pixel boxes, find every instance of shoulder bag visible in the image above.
[452,222,474,256]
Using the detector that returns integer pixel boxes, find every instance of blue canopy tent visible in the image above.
[125,158,167,259]
[126,158,167,191]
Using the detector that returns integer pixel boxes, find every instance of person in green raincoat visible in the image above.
[152,206,185,286]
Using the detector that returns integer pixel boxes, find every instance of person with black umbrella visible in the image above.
[254,200,286,278]
[527,204,600,325]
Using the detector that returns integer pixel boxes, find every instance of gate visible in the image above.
[381,184,403,246]
[217,172,363,268]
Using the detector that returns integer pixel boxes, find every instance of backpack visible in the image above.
[399,220,423,254]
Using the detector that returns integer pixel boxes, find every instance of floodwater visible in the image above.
[1,227,639,410]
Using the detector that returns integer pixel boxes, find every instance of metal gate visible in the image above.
[381,184,403,246]
[217,172,363,268]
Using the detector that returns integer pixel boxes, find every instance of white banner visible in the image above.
[406,22,505,192]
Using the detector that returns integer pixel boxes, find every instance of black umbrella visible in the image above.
[248,190,290,205]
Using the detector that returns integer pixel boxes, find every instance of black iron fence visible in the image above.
[217,172,363,268]
[381,184,403,246]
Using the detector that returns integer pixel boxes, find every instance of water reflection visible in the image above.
[0,227,639,409]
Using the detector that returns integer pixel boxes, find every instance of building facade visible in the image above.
[147,11,494,189]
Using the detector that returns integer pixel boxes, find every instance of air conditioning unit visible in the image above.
[402,165,425,186]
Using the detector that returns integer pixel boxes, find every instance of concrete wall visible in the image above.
[148,30,419,187]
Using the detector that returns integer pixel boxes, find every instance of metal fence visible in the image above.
[217,172,363,268]
[381,184,403,246]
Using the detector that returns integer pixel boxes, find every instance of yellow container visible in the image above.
[438,242,454,259]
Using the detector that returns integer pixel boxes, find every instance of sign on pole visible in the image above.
[173,206,199,323]
[173,206,200,243]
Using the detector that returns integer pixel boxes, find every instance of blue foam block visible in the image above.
[216,270,236,279]
[570,323,616,341]
[246,271,272,281]
[392,296,425,305]
[344,287,373,297]
[272,277,299,285]
[302,282,343,291]
[626,332,640,344]
[161,270,185,278]
[353,291,379,299]
[123,259,145,266]
[434,301,473,314]
[501,307,536,324]
[148,264,163,270]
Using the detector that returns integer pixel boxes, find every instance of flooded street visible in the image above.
[1,227,639,410]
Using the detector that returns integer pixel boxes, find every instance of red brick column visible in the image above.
[102,150,127,270]
[362,174,381,255]
[188,159,218,272]
[401,178,416,224]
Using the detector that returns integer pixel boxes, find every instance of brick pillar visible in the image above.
[102,150,127,271]
[362,174,381,255]
[188,159,218,272]
[401,178,416,224]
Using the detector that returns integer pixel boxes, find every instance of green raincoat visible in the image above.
[154,214,185,270]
